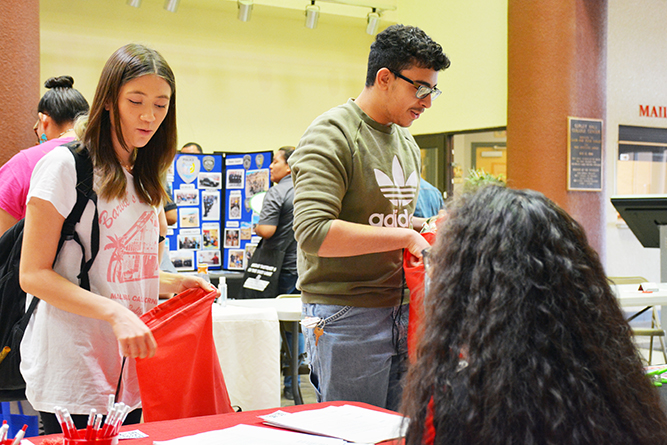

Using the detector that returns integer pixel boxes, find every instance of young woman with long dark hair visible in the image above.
[19,43,213,434]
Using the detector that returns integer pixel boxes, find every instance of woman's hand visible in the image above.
[176,275,218,296]
[108,305,157,359]
[159,271,218,297]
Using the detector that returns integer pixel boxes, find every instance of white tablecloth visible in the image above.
[211,303,281,411]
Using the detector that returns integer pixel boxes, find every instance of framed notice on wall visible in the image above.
[567,117,603,191]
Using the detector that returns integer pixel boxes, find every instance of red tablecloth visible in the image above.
[27,401,403,445]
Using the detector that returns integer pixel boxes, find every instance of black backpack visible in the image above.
[0,142,99,401]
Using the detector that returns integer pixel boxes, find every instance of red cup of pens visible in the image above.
[63,436,118,445]
[56,400,128,445]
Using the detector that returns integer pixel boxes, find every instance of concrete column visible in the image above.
[507,0,607,257]
[0,0,40,166]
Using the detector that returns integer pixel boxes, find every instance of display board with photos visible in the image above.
[166,153,224,271]
[223,151,272,271]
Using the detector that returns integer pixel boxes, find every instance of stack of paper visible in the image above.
[260,404,409,443]
[154,424,347,445]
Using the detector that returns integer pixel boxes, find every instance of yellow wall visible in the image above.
[40,0,507,153]
[399,0,508,135]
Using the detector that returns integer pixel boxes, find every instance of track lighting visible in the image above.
[305,1,319,29]
[164,0,179,13]
[126,0,141,7]
[238,0,253,22]
[366,8,380,35]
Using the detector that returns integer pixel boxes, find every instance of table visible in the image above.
[614,283,667,329]
[227,298,305,404]
[26,401,402,445]
[211,303,281,411]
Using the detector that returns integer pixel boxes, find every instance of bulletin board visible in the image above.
[165,151,273,272]
[166,153,224,271]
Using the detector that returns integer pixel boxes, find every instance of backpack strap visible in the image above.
[55,142,99,291]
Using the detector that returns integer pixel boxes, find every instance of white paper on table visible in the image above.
[260,404,409,443]
[153,424,347,445]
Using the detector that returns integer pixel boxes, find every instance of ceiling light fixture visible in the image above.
[126,0,142,7]
[366,8,380,35]
[305,1,320,29]
[164,0,179,13]
[238,0,253,22]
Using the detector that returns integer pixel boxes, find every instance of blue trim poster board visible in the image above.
[167,153,224,271]
[223,152,272,271]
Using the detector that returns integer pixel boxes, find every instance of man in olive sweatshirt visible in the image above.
[289,24,450,411]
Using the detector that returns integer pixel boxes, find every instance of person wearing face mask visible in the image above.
[0,76,89,236]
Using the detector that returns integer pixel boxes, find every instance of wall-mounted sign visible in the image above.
[567,117,603,191]
[639,105,667,119]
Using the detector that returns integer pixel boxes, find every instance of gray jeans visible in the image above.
[302,303,409,411]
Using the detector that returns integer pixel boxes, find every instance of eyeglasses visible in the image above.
[392,71,442,100]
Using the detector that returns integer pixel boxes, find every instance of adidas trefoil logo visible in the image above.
[369,156,418,228]
[374,156,418,206]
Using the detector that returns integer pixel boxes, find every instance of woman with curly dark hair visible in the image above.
[401,185,667,445]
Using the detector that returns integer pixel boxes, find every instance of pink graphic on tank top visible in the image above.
[105,211,159,283]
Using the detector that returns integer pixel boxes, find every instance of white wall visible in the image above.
[604,0,667,281]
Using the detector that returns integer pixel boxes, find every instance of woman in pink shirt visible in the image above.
[0,76,88,235]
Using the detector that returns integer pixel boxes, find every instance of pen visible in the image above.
[84,408,96,440]
[54,407,69,438]
[99,406,118,439]
[11,424,27,445]
[0,420,8,442]
[112,405,131,436]
[93,413,103,439]
[107,395,115,414]
[63,411,79,439]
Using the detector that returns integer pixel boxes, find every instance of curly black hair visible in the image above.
[401,185,667,445]
[365,24,450,87]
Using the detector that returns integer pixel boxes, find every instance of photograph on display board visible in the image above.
[244,243,258,266]
[170,250,194,271]
[178,234,201,250]
[175,189,199,206]
[198,250,221,266]
[179,207,200,228]
[226,169,244,189]
[251,212,260,233]
[240,222,252,240]
[202,224,220,250]
[224,228,240,248]
[198,172,222,189]
[228,249,245,270]
[202,190,221,221]
[245,169,270,200]
[228,191,242,220]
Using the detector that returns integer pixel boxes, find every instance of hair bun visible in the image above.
[44,75,74,89]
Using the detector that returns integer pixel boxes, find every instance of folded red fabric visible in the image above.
[137,288,234,422]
